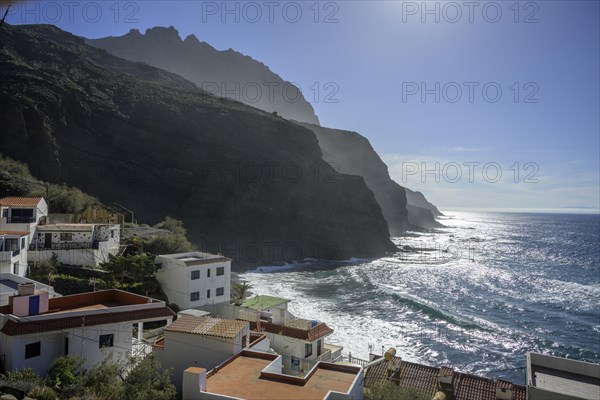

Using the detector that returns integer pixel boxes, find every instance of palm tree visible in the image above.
[232,282,253,304]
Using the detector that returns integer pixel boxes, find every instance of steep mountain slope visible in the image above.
[86,27,320,125]
[0,24,395,268]
[299,123,443,233]
[88,27,443,233]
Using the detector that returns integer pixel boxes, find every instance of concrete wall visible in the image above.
[0,321,133,376]
[28,248,106,267]
[156,257,188,309]
[67,322,133,370]
[155,326,248,392]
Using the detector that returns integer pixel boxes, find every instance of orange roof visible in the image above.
[206,350,360,400]
[165,315,248,338]
[0,197,44,207]
[0,231,29,236]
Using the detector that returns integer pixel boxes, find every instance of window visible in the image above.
[110,230,115,239]
[216,287,224,296]
[207,269,211,278]
[60,233,73,241]
[216,267,225,276]
[25,342,41,359]
[191,270,200,280]
[207,289,211,299]
[305,343,312,358]
[190,292,200,302]
[21,237,25,249]
[99,334,114,348]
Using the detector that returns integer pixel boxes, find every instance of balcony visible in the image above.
[323,343,343,362]
[30,241,103,251]
[5,216,36,224]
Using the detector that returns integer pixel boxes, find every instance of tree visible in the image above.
[29,253,60,285]
[144,233,194,255]
[154,217,187,236]
[232,282,253,300]
[45,355,83,392]
[100,254,156,284]
[122,357,176,400]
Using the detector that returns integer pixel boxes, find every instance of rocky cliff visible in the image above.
[87,26,443,234]
[298,123,443,233]
[0,24,395,268]
[86,27,320,125]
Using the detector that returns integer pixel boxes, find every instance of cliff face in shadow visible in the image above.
[86,27,320,125]
[0,24,395,268]
[299,123,444,233]
[87,25,443,234]
[297,123,409,236]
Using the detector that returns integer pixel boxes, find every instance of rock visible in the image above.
[0,24,395,269]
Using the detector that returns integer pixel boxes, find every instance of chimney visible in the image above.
[18,282,35,296]
[182,367,206,400]
[496,380,513,400]
[9,287,49,317]
[438,367,455,396]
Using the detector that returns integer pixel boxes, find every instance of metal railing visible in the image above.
[29,241,104,251]
[6,216,36,223]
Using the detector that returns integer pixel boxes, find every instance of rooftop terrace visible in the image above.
[205,350,360,400]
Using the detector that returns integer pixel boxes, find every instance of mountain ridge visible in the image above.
[0,23,395,268]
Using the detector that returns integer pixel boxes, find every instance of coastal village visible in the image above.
[0,196,598,400]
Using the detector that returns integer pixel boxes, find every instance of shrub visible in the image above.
[28,385,57,400]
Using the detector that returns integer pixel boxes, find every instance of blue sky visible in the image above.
[6,1,599,212]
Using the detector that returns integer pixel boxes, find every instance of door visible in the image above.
[64,337,69,355]
[44,233,52,248]
[317,339,322,357]
[28,295,40,316]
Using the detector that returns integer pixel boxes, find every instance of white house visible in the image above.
[0,197,48,276]
[181,349,364,400]
[152,315,249,392]
[28,223,120,267]
[0,288,175,375]
[238,295,343,375]
[155,252,231,310]
[0,231,29,276]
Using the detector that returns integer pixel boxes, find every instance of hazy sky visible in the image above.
[6,1,599,212]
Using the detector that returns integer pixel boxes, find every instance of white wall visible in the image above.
[1,331,64,376]
[155,326,248,392]
[67,322,133,370]
[0,321,133,376]
[156,256,231,310]
[28,248,106,267]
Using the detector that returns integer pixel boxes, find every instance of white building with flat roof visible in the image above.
[527,352,600,400]
[28,223,120,267]
[155,252,231,310]
[0,288,174,375]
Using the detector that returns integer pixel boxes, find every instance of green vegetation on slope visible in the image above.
[0,154,97,213]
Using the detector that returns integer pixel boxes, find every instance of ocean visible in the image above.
[239,211,600,384]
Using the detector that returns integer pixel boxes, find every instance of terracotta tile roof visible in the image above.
[1,307,175,336]
[165,315,248,339]
[364,356,528,400]
[249,320,334,341]
[0,197,43,207]
[513,384,527,400]
[454,373,496,400]
[363,356,438,396]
